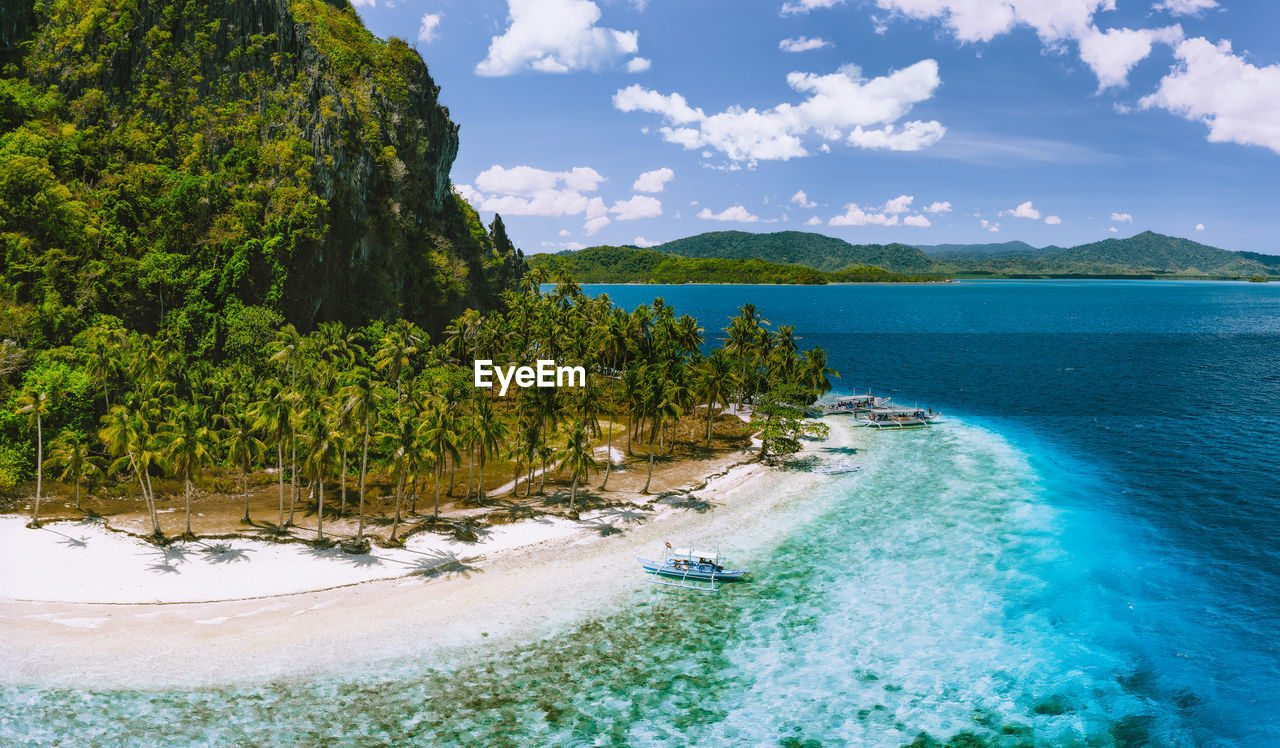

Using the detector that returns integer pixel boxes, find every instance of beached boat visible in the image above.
[814,462,862,475]
[638,543,746,592]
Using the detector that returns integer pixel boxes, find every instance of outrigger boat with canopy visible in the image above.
[855,406,940,430]
[813,393,885,416]
[637,541,747,592]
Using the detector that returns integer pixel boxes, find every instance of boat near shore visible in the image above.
[854,406,941,430]
[638,543,747,592]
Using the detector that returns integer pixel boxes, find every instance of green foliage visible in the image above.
[751,383,829,462]
[657,231,944,274]
[222,305,285,370]
[529,245,940,284]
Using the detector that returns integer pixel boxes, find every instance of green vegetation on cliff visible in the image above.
[0,0,524,358]
[529,245,942,284]
[657,231,942,274]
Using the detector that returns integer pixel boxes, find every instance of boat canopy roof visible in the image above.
[667,548,722,561]
[871,407,926,415]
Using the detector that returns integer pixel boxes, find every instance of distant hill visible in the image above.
[656,231,943,274]
[916,241,1062,259]
[648,230,1278,279]
[528,246,941,284]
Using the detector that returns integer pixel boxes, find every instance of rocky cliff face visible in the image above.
[3,0,522,345]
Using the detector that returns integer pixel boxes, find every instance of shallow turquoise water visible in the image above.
[4,281,1278,746]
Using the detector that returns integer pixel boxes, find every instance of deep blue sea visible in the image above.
[590,280,1280,745]
[4,280,1278,746]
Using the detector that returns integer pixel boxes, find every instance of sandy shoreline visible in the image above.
[1,421,869,690]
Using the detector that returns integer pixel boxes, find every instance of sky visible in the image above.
[349,0,1280,255]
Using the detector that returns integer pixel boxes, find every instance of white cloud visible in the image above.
[634,236,660,247]
[1001,201,1042,220]
[830,204,899,226]
[417,13,442,43]
[780,36,832,53]
[558,229,571,237]
[805,216,823,226]
[874,0,1108,45]
[1044,215,1062,225]
[1078,25,1183,89]
[1111,212,1133,222]
[904,214,932,227]
[923,201,952,213]
[633,168,674,193]
[883,194,914,214]
[980,219,1000,232]
[455,183,483,205]
[476,0,642,76]
[1140,38,1280,155]
[1153,0,1218,17]
[610,195,663,220]
[781,0,843,15]
[698,205,762,222]
[627,57,651,72]
[350,0,375,7]
[584,216,611,235]
[791,190,818,209]
[1109,226,1118,233]
[614,60,945,162]
[1195,223,1205,231]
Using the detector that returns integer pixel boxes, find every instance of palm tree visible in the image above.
[557,420,597,517]
[420,400,460,520]
[801,347,839,395]
[698,350,738,449]
[45,430,102,513]
[15,389,51,527]
[340,368,384,541]
[641,365,684,494]
[472,395,508,504]
[379,407,420,542]
[250,382,294,528]
[373,323,421,399]
[101,404,163,539]
[303,410,342,543]
[161,402,217,538]
[222,410,265,524]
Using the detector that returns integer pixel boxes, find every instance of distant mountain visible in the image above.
[915,241,1062,259]
[528,246,942,284]
[656,231,943,274]
[651,230,1278,279]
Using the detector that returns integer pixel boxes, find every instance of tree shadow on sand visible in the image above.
[654,491,715,513]
[144,544,193,574]
[196,541,252,564]
[38,526,90,549]
[406,550,478,579]
[301,544,386,568]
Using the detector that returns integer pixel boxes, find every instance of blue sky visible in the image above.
[350,0,1280,254]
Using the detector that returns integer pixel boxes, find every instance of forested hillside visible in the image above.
[0,0,524,358]
[656,232,943,274]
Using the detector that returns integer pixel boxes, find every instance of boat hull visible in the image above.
[637,558,747,581]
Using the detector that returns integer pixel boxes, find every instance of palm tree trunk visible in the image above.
[389,473,404,541]
[288,435,297,525]
[601,417,614,489]
[359,414,370,523]
[642,420,658,494]
[409,473,419,514]
[184,475,193,537]
[277,442,285,527]
[569,473,579,514]
[626,411,633,454]
[434,461,442,520]
[466,443,475,501]
[142,462,160,538]
[242,467,251,524]
[706,398,715,448]
[478,453,486,502]
[316,470,325,541]
[449,457,456,496]
[75,476,81,512]
[339,445,348,516]
[31,415,42,526]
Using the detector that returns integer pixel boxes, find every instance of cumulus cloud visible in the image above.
[780,36,832,53]
[1078,25,1183,89]
[1139,38,1280,155]
[698,205,762,222]
[781,0,843,15]
[614,60,945,163]
[1111,212,1133,222]
[1001,201,1042,220]
[627,57,652,72]
[634,236,660,247]
[1195,223,1205,231]
[476,0,644,76]
[829,195,932,227]
[805,216,823,226]
[610,195,663,220]
[633,168,674,193]
[980,219,1000,232]
[466,165,614,234]
[417,13,442,43]
[1044,215,1062,225]
[923,201,952,213]
[791,190,818,209]
[1109,226,1119,233]
[1153,0,1218,16]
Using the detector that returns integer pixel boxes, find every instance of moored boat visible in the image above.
[814,462,862,475]
[638,542,747,591]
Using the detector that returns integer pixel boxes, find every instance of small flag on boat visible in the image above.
[664,541,672,548]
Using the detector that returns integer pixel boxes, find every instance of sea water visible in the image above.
[3,280,1278,746]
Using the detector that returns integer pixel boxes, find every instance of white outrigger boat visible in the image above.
[854,406,941,430]
[813,462,862,475]
[814,393,885,417]
[637,542,747,592]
